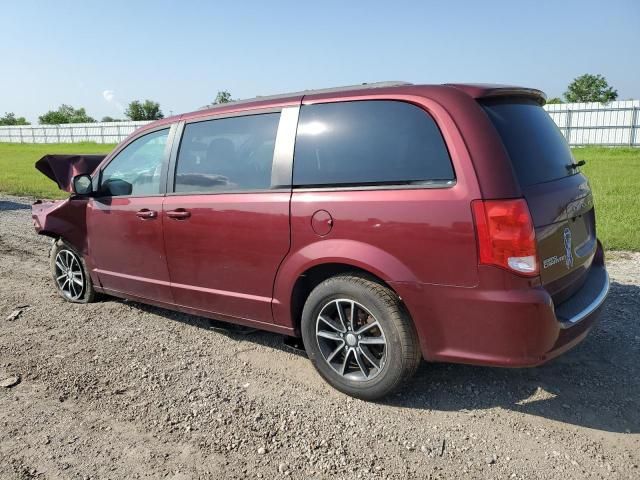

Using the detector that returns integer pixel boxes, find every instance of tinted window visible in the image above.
[482,99,575,186]
[101,128,169,196]
[293,101,454,187]
[175,113,280,193]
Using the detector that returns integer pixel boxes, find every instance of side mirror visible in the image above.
[101,178,133,196]
[72,174,93,195]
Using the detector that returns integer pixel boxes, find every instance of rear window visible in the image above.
[293,100,454,187]
[481,99,575,186]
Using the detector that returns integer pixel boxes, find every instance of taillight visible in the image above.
[471,198,539,277]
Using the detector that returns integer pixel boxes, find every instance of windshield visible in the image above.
[481,99,576,186]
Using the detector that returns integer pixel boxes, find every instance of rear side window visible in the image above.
[481,99,575,186]
[175,112,280,193]
[293,101,454,187]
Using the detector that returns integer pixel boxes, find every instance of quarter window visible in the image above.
[100,128,169,196]
[293,101,454,187]
[175,113,281,193]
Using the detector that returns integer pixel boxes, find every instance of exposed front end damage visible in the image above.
[32,154,105,254]
[32,198,90,255]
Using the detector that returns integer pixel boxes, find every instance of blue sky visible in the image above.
[1,0,638,122]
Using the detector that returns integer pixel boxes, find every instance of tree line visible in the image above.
[545,73,618,104]
[0,90,234,126]
[0,74,622,126]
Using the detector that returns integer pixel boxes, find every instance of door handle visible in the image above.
[166,209,191,220]
[136,209,157,219]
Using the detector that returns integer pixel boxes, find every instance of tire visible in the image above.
[50,239,96,304]
[301,273,421,400]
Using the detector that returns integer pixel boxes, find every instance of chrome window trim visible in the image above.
[165,188,290,197]
[165,121,185,194]
[271,106,299,189]
[291,181,457,193]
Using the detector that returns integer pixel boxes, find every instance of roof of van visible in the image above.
[146,81,546,130]
[194,81,544,110]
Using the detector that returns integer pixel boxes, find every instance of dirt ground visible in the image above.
[0,195,638,479]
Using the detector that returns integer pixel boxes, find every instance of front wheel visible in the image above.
[50,240,96,303]
[301,274,421,400]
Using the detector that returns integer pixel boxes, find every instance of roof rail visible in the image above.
[200,81,413,110]
[287,81,413,97]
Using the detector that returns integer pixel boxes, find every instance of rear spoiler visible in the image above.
[446,84,547,105]
[35,154,106,192]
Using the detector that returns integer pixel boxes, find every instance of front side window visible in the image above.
[293,100,454,187]
[100,129,169,196]
[174,113,281,193]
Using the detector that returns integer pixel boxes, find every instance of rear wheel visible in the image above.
[301,274,421,400]
[50,240,96,303]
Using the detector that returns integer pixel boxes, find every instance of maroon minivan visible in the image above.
[32,82,609,399]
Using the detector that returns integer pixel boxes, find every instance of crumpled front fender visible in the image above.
[32,198,89,255]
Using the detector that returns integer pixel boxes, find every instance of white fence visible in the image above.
[0,100,639,146]
[544,100,640,147]
[0,121,151,144]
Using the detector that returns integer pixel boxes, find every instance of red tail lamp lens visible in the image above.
[471,199,539,277]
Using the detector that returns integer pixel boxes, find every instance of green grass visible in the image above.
[575,147,640,251]
[0,143,638,251]
[0,142,116,199]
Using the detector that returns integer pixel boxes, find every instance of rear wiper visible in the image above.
[566,160,586,171]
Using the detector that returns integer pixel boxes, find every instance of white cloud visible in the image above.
[102,89,124,112]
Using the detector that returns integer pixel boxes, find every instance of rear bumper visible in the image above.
[392,254,609,368]
[555,266,609,328]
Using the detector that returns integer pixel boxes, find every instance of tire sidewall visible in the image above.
[301,277,407,399]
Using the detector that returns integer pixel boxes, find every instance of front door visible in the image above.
[162,111,292,323]
[88,127,174,303]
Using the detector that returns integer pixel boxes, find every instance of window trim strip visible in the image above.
[292,181,457,193]
[271,106,299,189]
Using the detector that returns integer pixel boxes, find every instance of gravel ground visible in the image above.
[0,195,638,479]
